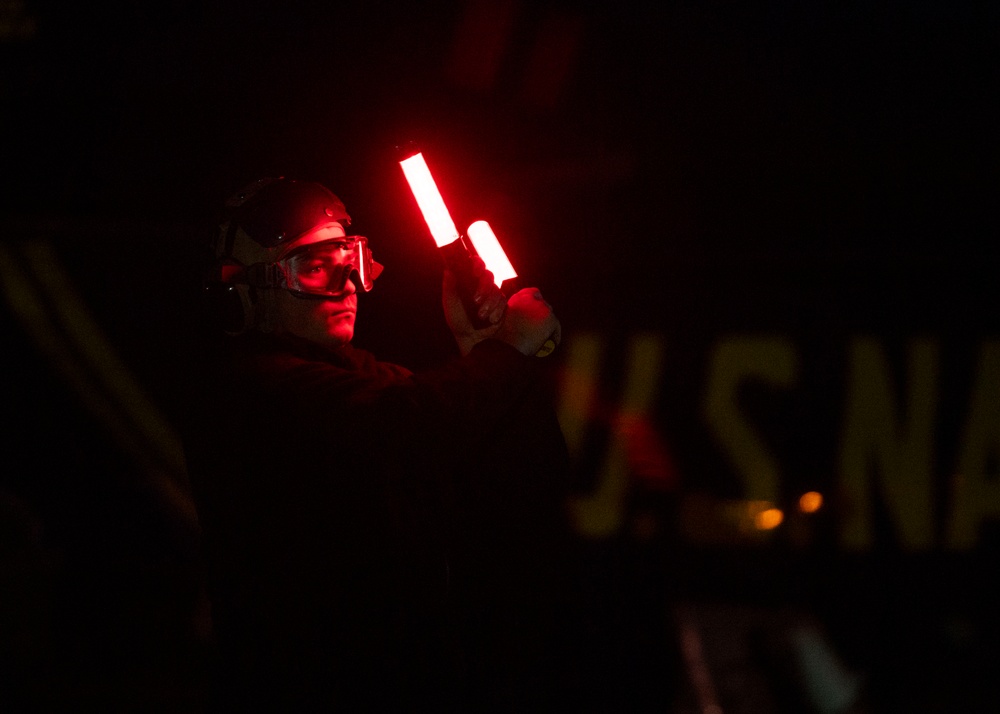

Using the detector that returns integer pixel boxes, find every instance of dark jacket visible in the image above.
[180,332,581,711]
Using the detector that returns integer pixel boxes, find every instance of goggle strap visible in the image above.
[243,262,284,288]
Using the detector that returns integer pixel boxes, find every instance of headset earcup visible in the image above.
[203,282,255,335]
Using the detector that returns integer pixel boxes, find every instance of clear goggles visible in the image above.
[272,236,383,297]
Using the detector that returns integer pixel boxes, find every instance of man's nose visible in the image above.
[336,267,359,295]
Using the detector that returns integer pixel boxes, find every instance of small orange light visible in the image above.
[755,508,784,530]
[798,491,823,513]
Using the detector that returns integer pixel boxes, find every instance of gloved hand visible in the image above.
[495,287,561,357]
[444,255,560,357]
[443,256,507,356]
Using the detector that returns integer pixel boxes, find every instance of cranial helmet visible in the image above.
[206,177,381,334]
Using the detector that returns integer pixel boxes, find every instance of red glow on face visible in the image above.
[466,220,516,286]
[274,287,357,349]
[399,153,460,248]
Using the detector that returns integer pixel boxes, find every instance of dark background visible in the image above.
[2,0,997,711]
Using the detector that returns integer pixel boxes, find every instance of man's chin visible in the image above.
[324,326,354,347]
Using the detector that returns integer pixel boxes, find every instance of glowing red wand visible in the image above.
[398,147,556,356]
[399,151,516,282]
[399,149,515,323]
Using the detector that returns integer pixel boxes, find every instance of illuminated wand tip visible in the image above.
[394,141,421,163]
[399,152,461,249]
[466,220,517,287]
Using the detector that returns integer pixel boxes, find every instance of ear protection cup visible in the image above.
[205,211,260,335]
[203,282,258,335]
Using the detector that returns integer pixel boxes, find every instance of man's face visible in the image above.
[271,222,358,349]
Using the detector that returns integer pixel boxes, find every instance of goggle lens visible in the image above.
[280,237,382,295]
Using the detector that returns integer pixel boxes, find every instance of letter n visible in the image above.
[836,339,937,550]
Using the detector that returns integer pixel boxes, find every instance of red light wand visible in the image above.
[399,149,516,330]
[398,148,556,356]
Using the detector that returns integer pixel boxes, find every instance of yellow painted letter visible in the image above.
[703,336,798,504]
[836,339,937,550]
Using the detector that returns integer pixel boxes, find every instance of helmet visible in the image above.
[206,177,382,334]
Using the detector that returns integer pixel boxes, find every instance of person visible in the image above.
[179,177,584,711]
